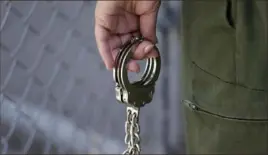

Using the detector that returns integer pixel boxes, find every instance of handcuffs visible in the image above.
[113,36,161,155]
[113,36,161,108]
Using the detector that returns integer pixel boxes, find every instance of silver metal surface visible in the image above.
[122,107,140,155]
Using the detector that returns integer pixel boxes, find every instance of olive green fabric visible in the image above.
[180,0,268,154]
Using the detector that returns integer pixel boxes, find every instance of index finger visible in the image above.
[95,24,114,70]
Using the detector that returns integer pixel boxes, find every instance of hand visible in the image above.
[95,0,161,72]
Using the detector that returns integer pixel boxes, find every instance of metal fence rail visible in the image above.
[0,1,183,154]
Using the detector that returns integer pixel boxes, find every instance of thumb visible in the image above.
[139,10,159,44]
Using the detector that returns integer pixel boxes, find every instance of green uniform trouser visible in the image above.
[180,0,268,154]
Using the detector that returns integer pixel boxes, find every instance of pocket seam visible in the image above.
[182,99,268,123]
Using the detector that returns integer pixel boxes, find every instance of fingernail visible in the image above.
[105,64,113,70]
[144,45,154,54]
[106,66,112,70]
[105,60,115,70]
[128,65,140,73]
[129,68,140,73]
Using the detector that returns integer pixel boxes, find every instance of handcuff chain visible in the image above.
[123,107,141,155]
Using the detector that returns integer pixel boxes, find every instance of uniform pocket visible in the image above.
[181,99,268,154]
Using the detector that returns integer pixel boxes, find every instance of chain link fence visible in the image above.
[0,1,183,154]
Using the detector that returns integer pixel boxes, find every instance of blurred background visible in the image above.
[0,1,184,154]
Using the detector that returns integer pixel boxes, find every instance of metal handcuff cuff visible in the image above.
[113,36,161,155]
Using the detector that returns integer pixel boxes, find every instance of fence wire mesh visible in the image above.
[0,1,183,154]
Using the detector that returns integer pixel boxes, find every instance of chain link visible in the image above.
[122,106,141,155]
